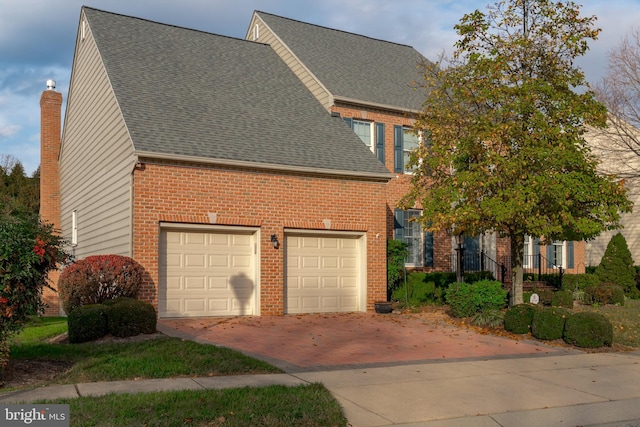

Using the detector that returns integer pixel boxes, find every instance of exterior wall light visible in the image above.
[270,234,280,249]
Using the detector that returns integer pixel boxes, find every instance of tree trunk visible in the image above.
[509,233,525,306]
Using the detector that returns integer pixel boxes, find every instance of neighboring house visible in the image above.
[585,125,640,266]
[40,7,393,317]
[246,11,586,278]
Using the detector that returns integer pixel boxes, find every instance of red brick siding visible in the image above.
[132,161,388,315]
[39,89,63,315]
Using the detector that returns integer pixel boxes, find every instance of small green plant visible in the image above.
[551,290,574,309]
[504,304,537,334]
[531,307,571,341]
[471,309,504,328]
[445,282,476,317]
[596,233,638,298]
[107,298,157,337]
[563,312,613,348]
[67,304,109,343]
[387,240,409,300]
[532,288,554,306]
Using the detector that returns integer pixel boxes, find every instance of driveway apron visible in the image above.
[158,312,573,372]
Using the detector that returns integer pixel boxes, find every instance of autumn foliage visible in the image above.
[58,255,144,314]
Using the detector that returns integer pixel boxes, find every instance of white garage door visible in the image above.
[159,228,256,317]
[285,234,362,314]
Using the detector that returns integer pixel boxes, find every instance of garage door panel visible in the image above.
[160,229,256,317]
[286,234,362,314]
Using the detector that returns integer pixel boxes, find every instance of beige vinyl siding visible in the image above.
[251,16,333,110]
[60,12,134,259]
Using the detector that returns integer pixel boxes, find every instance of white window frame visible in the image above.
[403,128,420,173]
[352,119,374,153]
[523,235,533,268]
[71,210,78,246]
[550,240,566,269]
[253,23,259,41]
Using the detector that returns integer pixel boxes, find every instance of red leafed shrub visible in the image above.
[58,255,143,314]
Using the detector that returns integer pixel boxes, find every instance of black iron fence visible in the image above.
[450,252,564,288]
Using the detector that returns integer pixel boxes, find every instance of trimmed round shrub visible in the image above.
[562,273,599,292]
[551,290,574,309]
[504,304,537,334]
[107,299,157,337]
[564,312,613,348]
[531,307,571,341]
[534,288,554,306]
[68,304,108,343]
[585,283,625,306]
[58,255,144,313]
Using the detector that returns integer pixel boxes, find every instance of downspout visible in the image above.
[129,155,139,257]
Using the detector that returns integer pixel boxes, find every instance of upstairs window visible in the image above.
[344,118,385,165]
[394,125,419,173]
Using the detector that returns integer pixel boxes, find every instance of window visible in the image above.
[523,235,537,268]
[394,209,434,267]
[523,236,574,269]
[72,210,78,246]
[253,23,259,40]
[344,118,385,164]
[394,125,419,172]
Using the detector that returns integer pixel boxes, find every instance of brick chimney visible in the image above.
[40,79,62,230]
[40,79,63,315]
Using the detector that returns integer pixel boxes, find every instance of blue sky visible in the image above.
[1,0,639,175]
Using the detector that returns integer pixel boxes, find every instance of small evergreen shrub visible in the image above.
[387,239,409,299]
[504,304,537,334]
[562,274,599,292]
[445,280,507,318]
[107,299,157,337]
[551,290,574,309]
[531,307,570,341]
[59,255,145,313]
[584,283,625,306]
[564,312,613,348]
[596,233,638,298]
[464,271,495,283]
[68,304,108,343]
[471,309,504,328]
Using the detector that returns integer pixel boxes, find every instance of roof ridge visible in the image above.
[82,6,268,46]
[254,10,417,50]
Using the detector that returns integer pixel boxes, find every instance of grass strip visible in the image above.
[45,383,347,427]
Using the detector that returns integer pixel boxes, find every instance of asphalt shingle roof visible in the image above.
[255,11,429,112]
[83,7,391,177]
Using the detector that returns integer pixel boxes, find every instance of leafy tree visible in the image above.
[596,232,638,298]
[387,239,409,300]
[403,0,632,305]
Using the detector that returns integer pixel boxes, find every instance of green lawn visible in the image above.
[5,317,348,427]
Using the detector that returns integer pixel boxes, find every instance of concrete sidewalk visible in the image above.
[2,351,640,426]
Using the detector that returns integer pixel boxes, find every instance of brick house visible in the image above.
[40,7,393,317]
[246,11,586,278]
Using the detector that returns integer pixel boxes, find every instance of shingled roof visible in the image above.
[82,7,391,178]
[254,11,429,112]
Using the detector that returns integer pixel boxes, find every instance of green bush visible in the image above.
[562,274,599,292]
[445,282,476,317]
[392,271,454,306]
[584,283,625,306]
[531,307,571,341]
[551,290,574,309]
[68,304,108,343]
[107,299,157,337]
[463,271,495,283]
[532,288,554,306]
[504,304,537,334]
[59,255,145,313]
[524,273,562,289]
[596,233,638,298]
[445,280,507,318]
[563,312,613,348]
